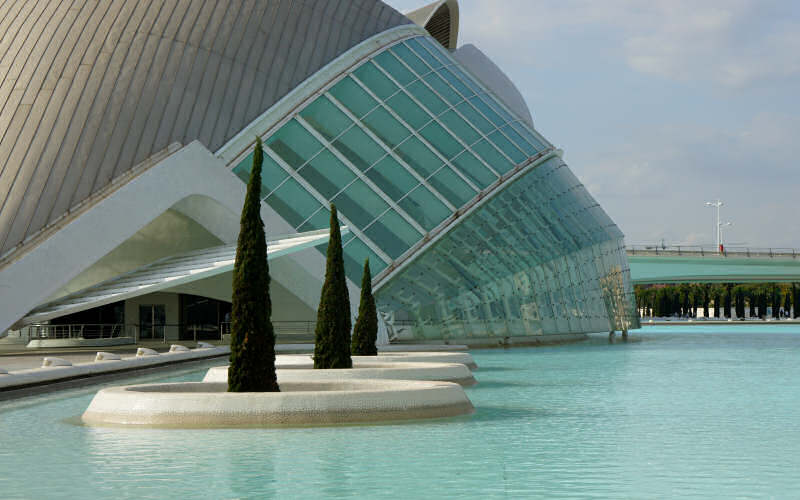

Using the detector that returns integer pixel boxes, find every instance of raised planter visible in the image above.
[81,380,474,427]
[203,361,476,386]
[275,352,477,371]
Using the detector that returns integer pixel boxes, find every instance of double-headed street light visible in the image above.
[705,199,732,253]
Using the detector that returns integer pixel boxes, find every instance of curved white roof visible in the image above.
[405,0,459,49]
[0,0,408,263]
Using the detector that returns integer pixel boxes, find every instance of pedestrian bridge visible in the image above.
[626,245,800,284]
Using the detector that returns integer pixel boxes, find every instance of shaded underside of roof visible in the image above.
[0,0,409,260]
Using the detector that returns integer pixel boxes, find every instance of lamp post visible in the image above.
[705,199,732,253]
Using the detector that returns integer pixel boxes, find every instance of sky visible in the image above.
[387,0,800,249]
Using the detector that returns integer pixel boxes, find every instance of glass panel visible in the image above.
[373,50,416,86]
[418,37,452,66]
[366,155,418,201]
[482,94,515,123]
[456,101,494,134]
[439,67,474,98]
[343,237,387,282]
[329,77,377,118]
[297,207,330,232]
[469,95,504,127]
[450,66,483,95]
[265,119,323,169]
[299,96,352,141]
[501,123,537,156]
[427,166,475,207]
[297,150,356,199]
[391,43,429,76]
[362,107,410,148]
[406,38,442,69]
[472,138,514,174]
[395,136,443,177]
[419,121,463,160]
[331,126,385,172]
[232,151,288,198]
[510,121,547,150]
[364,210,421,259]
[332,179,390,227]
[489,130,526,164]
[423,72,462,106]
[353,61,398,100]
[265,178,322,228]
[451,150,497,188]
[406,80,448,115]
[439,110,481,145]
[386,91,431,130]
[399,185,451,230]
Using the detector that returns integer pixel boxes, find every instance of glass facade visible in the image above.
[230,34,637,338]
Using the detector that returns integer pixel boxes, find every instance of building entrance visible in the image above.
[139,304,166,340]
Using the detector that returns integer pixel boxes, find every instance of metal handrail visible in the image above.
[28,323,126,340]
[626,244,800,258]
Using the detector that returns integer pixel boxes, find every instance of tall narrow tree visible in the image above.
[228,138,279,392]
[314,204,353,369]
[351,258,378,356]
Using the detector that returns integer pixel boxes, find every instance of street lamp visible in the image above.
[705,199,732,253]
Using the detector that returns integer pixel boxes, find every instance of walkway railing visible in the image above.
[28,323,126,340]
[627,244,800,258]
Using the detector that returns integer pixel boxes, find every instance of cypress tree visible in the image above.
[313,204,353,369]
[793,283,799,318]
[724,284,732,318]
[351,258,378,356]
[228,138,279,393]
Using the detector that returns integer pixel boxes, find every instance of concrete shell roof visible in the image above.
[0,0,409,261]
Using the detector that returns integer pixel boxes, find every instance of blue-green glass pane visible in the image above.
[406,38,442,70]
[418,37,452,66]
[469,95,504,127]
[362,107,410,148]
[399,185,451,230]
[353,61,398,101]
[456,101,494,134]
[331,126,385,172]
[439,110,481,145]
[395,136,443,177]
[297,207,330,232]
[373,50,416,86]
[489,130,526,164]
[386,91,431,130]
[364,210,421,259]
[510,121,547,150]
[501,124,537,156]
[482,94,515,123]
[343,237,387,282]
[366,155,418,201]
[299,96,352,141]
[391,43,429,76]
[406,80,448,115]
[450,66,483,95]
[472,138,514,174]
[329,77,377,118]
[265,178,321,228]
[438,67,473,98]
[265,119,323,169]
[451,150,497,188]
[232,151,288,198]
[428,166,475,207]
[297,150,356,199]
[333,179,390,227]
[423,72,462,105]
[419,121,463,160]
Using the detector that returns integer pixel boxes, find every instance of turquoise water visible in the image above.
[3,327,800,499]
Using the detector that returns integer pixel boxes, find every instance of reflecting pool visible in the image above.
[2,327,800,499]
